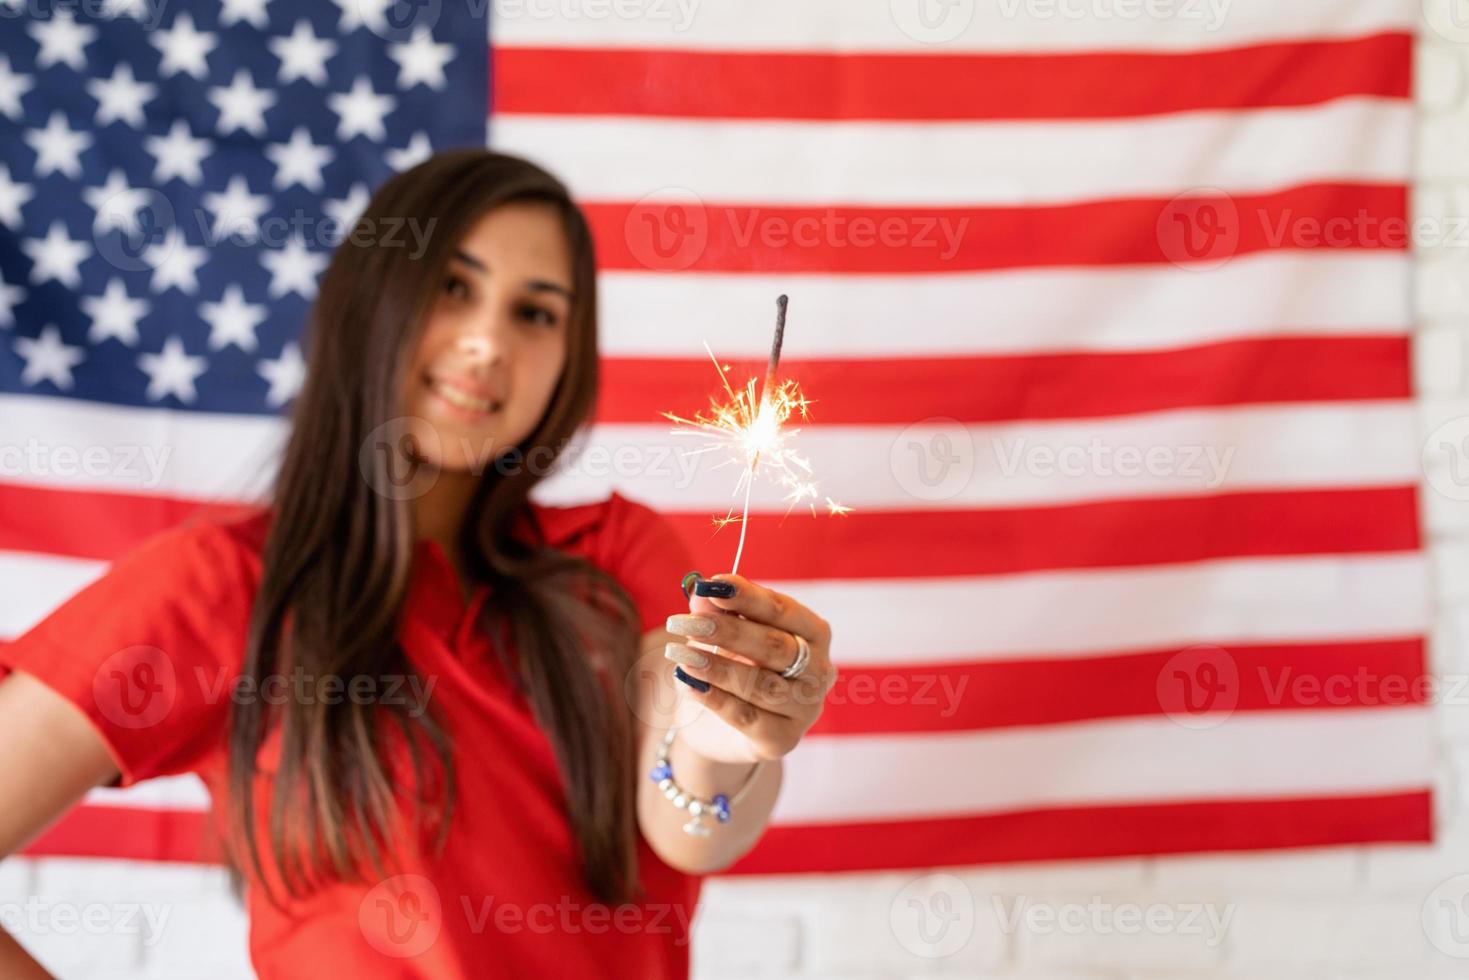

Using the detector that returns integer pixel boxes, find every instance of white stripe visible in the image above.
[596,253,1411,357]
[489,0,1412,51]
[4,397,1419,511]
[493,98,1410,206]
[777,552,1429,664]
[83,776,211,812]
[772,708,1433,824]
[2,550,1428,665]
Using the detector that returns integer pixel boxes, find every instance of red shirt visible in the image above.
[0,492,704,979]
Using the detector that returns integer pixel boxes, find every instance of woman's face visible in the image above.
[401,201,573,474]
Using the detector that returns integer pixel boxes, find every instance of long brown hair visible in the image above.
[226,150,646,908]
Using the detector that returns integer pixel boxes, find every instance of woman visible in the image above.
[0,150,836,978]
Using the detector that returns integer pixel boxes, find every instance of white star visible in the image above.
[138,335,208,403]
[22,223,91,288]
[0,165,34,227]
[24,112,92,179]
[327,77,395,142]
[261,236,329,299]
[324,183,370,242]
[332,0,391,34]
[269,21,337,86]
[144,119,212,185]
[201,175,271,243]
[98,0,151,19]
[388,29,454,90]
[259,340,305,407]
[28,12,97,72]
[0,280,24,329]
[0,56,35,120]
[265,127,333,192]
[143,227,208,294]
[208,69,276,138]
[385,132,432,172]
[151,13,217,80]
[87,63,157,128]
[220,0,271,29]
[84,170,151,237]
[200,284,267,352]
[15,324,85,390]
[81,278,149,345]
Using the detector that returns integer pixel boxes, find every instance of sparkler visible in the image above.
[660,295,852,576]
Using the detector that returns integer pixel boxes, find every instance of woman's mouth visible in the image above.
[425,375,504,419]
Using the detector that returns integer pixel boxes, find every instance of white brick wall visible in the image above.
[9,12,1469,980]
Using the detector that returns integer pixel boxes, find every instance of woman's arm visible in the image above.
[0,671,125,979]
[633,628,784,875]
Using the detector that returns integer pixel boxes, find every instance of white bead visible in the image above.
[673,793,688,808]
[657,778,673,791]
[688,800,703,816]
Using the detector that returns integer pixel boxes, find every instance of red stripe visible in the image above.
[598,336,1411,425]
[0,485,1421,575]
[0,482,248,561]
[493,33,1410,120]
[19,804,221,864]
[586,183,1406,274]
[673,488,1422,581]
[726,791,1431,873]
[811,638,1427,735]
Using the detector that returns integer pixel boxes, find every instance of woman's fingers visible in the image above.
[665,642,814,719]
[665,645,804,757]
[691,573,831,651]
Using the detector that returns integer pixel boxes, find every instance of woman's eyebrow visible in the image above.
[451,250,573,300]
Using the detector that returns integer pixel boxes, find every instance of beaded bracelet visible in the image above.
[648,728,765,837]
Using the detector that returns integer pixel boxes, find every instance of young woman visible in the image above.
[0,150,836,978]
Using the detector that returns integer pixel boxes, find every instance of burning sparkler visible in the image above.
[660,295,852,575]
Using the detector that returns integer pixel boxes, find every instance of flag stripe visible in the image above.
[585,182,1406,274]
[495,98,1411,206]
[597,336,1412,425]
[493,34,1410,120]
[726,791,1431,874]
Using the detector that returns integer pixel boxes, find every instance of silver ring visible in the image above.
[780,633,811,679]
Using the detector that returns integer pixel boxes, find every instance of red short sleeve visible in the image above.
[598,491,698,636]
[0,520,257,788]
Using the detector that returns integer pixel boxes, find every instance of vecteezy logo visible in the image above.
[1424,874,1469,957]
[889,873,974,958]
[890,0,975,43]
[359,874,442,958]
[93,645,177,730]
[891,417,975,501]
[94,188,175,275]
[1155,188,1240,271]
[623,188,709,271]
[359,416,441,500]
[1423,416,1469,502]
[1155,644,1239,730]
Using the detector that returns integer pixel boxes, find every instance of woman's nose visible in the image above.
[455,316,508,364]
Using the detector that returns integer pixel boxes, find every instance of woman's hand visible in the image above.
[662,572,836,765]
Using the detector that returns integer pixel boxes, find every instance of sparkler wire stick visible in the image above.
[728,295,788,574]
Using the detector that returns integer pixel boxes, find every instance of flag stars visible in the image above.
[324,183,370,241]
[261,236,329,299]
[389,29,455,90]
[29,11,97,73]
[327,77,396,143]
[0,56,35,121]
[0,165,35,227]
[202,175,271,242]
[15,324,85,390]
[87,63,157,129]
[332,0,392,35]
[0,281,24,329]
[22,222,92,289]
[143,227,209,294]
[259,340,305,407]
[151,13,218,80]
[85,170,152,237]
[25,112,93,180]
[200,284,267,352]
[138,335,208,403]
[220,0,272,29]
[81,278,149,346]
[386,132,433,173]
[269,21,339,87]
[144,119,213,185]
[266,127,333,192]
[209,70,277,138]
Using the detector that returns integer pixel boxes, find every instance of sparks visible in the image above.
[659,296,851,575]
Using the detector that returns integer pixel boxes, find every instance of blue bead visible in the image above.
[650,764,672,781]
[712,793,730,822]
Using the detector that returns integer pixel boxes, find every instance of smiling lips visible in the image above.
[426,374,504,415]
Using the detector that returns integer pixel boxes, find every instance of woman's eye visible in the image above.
[443,275,470,301]
[519,305,559,327]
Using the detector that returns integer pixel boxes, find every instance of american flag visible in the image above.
[2,0,1434,874]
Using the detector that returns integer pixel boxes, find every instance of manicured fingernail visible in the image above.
[694,578,737,599]
[665,642,710,668]
[680,570,702,600]
[673,665,710,692]
[667,614,716,638]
